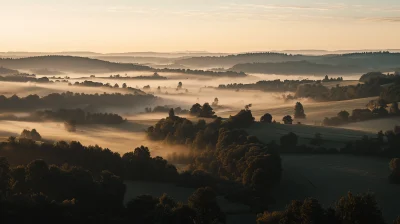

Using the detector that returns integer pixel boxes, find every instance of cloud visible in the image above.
[360,17,400,23]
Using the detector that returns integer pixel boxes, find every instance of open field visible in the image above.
[247,123,373,148]
[219,96,378,126]
[272,154,400,222]
[339,117,400,133]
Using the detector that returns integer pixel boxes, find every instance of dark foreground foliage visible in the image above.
[0,156,225,224]
[257,192,386,224]
[0,138,178,183]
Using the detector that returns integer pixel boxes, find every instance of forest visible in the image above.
[0,92,157,112]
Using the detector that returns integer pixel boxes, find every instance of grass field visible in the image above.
[272,154,400,222]
[247,122,373,148]
[339,117,400,133]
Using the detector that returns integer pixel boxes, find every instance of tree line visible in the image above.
[29,108,126,125]
[0,91,157,112]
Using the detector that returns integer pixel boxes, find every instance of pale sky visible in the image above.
[0,0,399,53]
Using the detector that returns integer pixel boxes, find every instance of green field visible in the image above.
[272,154,400,222]
[247,122,373,148]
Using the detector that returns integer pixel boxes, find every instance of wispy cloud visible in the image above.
[360,17,400,23]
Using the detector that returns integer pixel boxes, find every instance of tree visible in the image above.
[122,83,127,88]
[389,158,400,183]
[260,113,272,123]
[114,83,119,88]
[390,102,400,114]
[280,132,298,150]
[211,98,219,107]
[337,110,350,121]
[199,103,215,118]
[0,157,10,195]
[335,192,385,224]
[30,129,42,141]
[190,103,202,116]
[20,129,42,141]
[188,187,225,224]
[178,82,183,89]
[282,115,293,124]
[169,108,175,118]
[294,102,306,119]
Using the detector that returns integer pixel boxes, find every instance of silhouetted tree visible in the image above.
[280,132,298,150]
[190,103,202,117]
[294,102,306,119]
[188,187,225,224]
[390,102,400,114]
[335,192,385,224]
[389,158,400,184]
[337,110,350,121]
[212,98,219,107]
[282,115,293,124]
[122,83,127,88]
[20,129,42,141]
[169,108,175,118]
[178,82,183,89]
[199,103,215,118]
[0,157,10,195]
[260,113,272,123]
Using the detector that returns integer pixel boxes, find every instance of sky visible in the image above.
[0,0,399,53]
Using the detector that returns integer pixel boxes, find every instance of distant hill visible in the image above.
[230,61,362,75]
[176,52,400,73]
[0,55,245,77]
[0,67,19,75]
[175,52,310,68]
[0,56,152,73]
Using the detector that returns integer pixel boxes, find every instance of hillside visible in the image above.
[247,122,373,148]
[176,52,311,68]
[230,61,362,75]
[0,66,19,75]
[0,56,246,77]
[176,52,400,73]
[0,56,152,73]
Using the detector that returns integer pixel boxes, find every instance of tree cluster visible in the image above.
[218,79,314,92]
[295,82,382,101]
[109,72,168,80]
[0,74,51,83]
[189,103,216,118]
[145,105,189,115]
[0,138,178,183]
[0,156,225,224]
[20,129,42,141]
[323,100,398,126]
[30,108,125,125]
[0,91,156,112]
[147,110,281,210]
[257,192,386,224]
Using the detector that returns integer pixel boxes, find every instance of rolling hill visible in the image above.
[176,52,400,74]
[0,56,152,73]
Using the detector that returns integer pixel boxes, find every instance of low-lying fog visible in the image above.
[0,120,189,158]
[0,70,374,158]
